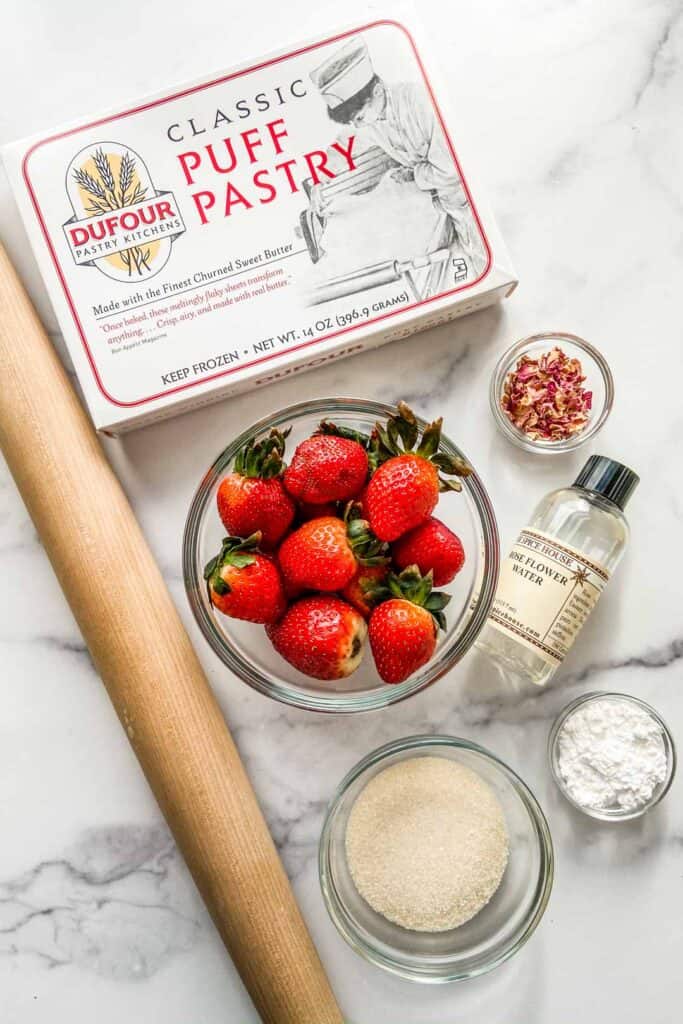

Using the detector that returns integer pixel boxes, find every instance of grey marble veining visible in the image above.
[1,1,682,1022]
[0,826,201,979]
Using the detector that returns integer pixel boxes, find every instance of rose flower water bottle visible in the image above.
[476,456,638,687]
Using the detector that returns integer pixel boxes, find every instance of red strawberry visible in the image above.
[392,516,465,585]
[217,429,295,549]
[368,566,450,684]
[365,402,471,542]
[278,504,388,594]
[266,595,367,680]
[341,564,389,619]
[367,454,438,541]
[204,533,286,624]
[284,424,368,505]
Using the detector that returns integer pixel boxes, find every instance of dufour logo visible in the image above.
[63,142,185,282]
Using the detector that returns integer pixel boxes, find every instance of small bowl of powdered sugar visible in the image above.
[549,691,676,821]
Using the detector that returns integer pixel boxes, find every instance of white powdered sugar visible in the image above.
[556,697,668,813]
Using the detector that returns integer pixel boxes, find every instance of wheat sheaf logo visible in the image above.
[63,142,185,282]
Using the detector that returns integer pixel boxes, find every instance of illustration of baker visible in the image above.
[300,35,487,298]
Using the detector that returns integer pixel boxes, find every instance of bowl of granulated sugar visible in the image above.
[319,735,554,982]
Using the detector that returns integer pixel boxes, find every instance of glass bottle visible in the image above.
[476,456,639,687]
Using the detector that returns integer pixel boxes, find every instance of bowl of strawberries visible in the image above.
[183,398,499,712]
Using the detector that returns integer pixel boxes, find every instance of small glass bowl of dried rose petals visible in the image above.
[490,333,614,454]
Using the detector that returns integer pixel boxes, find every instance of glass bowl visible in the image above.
[490,332,614,454]
[548,691,677,821]
[183,398,499,713]
[319,735,554,982]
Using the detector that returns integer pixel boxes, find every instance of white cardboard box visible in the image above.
[2,10,516,433]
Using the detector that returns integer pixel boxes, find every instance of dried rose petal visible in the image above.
[501,347,592,442]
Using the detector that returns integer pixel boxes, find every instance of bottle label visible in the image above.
[488,528,610,667]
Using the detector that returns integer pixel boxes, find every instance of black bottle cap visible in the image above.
[573,455,639,510]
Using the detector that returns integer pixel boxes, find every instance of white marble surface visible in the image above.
[1,1,681,1021]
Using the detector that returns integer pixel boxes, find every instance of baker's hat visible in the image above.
[310,38,375,110]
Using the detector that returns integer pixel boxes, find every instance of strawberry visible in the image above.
[392,516,465,586]
[341,564,389,619]
[278,503,388,593]
[217,428,295,549]
[364,402,471,542]
[284,423,369,505]
[368,566,450,684]
[204,533,286,624]
[266,595,367,680]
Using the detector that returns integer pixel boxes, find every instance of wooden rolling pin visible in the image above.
[0,242,343,1024]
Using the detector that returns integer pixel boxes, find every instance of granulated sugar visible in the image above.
[345,756,509,932]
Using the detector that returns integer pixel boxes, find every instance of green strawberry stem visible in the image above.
[359,576,389,604]
[383,565,451,631]
[343,502,390,566]
[233,428,291,479]
[369,401,472,491]
[203,533,262,595]
[316,420,372,447]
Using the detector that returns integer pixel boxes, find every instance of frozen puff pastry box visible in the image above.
[2,7,517,433]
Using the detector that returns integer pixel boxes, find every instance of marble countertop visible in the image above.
[1,1,681,1021]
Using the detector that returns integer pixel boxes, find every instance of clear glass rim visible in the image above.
[548,691,677,821]
[489,332,615,455]
[182,397,500,714]
[319,734,554,982]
